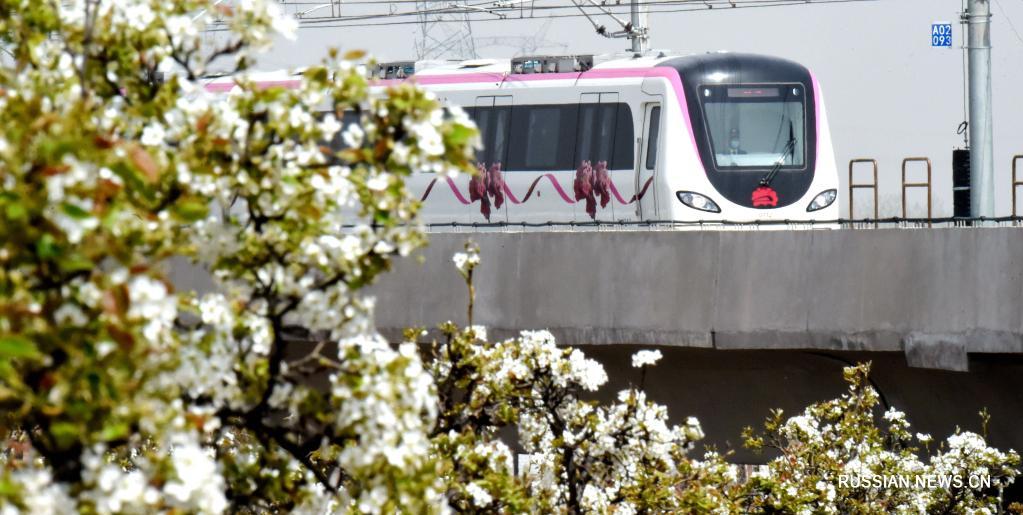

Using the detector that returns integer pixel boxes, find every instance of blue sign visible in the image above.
[932,23,953,47]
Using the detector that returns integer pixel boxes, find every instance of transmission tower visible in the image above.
[414,0,479,60]
[474,18,567,56]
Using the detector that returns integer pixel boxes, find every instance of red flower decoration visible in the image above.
[574,160,615,219]
[468,162,490,219]
[467,162,507,221]
[593,161,611,210]
[574,161,596,219]
[487,163,505,210]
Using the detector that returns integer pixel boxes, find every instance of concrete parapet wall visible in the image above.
[372,228,1023,370]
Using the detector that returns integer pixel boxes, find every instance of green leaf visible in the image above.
[0,478,19,497]
[110,161,155,201]
[0,335,41,359]
[99,421,130,441]
[4,200,26,221]
[173,199,209,222]
[36,138,78,163]
[49,421,79,448]
[343,49,367,61]
[36,233,58,259]
[446,124,476,147]
[60,202,91,220]
[57,254,94,274]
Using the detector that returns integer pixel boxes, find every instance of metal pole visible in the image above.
[630,0,647,53]
[966,0,994,217]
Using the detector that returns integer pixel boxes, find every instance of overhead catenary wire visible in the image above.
[294,0,878,24]
[280,0,864,22]
[993,0,1023,45]
[275,0,855,7]
[207,0,885,30]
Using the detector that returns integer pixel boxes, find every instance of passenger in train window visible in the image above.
[727,127,747,155]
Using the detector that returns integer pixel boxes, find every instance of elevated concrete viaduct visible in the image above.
[371,228,1023,469]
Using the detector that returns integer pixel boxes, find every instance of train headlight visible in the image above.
[806,189,837,212]
[676,191,721,213]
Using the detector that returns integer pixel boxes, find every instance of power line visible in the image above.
[294,0,875,22]
[207,0,885,30]
[310,0,885,29]
[993,0,1023,46]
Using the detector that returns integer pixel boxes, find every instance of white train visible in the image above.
[212,52,840,225]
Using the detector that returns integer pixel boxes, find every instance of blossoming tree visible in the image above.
[0,1,1018,514]
[0,0,477,511]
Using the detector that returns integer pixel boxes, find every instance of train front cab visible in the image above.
[654,53,839,225]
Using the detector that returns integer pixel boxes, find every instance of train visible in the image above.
[208,52,840,226]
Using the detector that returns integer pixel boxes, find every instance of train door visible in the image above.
[575,92,634,222]
[637,103,661,219]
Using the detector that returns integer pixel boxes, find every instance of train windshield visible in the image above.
[700,84,806,170]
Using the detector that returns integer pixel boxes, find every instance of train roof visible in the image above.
[201,51,810,90]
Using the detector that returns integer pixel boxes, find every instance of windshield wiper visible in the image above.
[759,120,796,187]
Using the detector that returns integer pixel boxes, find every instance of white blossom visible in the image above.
[568,348,607,391]
[1,468,75,515]
[265,1,298,40]
[631,349,663,368]
[165,15,199,41]
[465,482,493,507]
[140,123,166,146]
[163,432,228,514]
[452,249,480,275]
[366,174,389,191]
[88,466,160,514]
[199,293,234,328]
[341,123,364,148]
[126,275,177,345]
[883,408,907,423]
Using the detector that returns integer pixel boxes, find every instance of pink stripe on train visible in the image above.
[204,79,302,93]
[809,71,823,168]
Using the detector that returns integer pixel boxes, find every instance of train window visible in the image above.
[612,103,634,170]
[471,106,512,165]
[472,107,493,163]
[576,103,615,164]
[574,103,633,170]
[491,106,510,164]
[523,107,561,168]
[506,105,578,171]
[645,106,660,170]
[470,102,633,171]
[700,84,806,170]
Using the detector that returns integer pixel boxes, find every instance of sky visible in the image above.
[250,0,1023,217]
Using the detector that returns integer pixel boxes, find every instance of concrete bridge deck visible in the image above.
[372,228,1023,476]
[170,228,1023,471]
[373,228,1023,372]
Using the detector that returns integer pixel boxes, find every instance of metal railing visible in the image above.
[1013,155,1023,218]
[848,159,879,222]
[419,217,1023,231]
[901,157,932,225]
